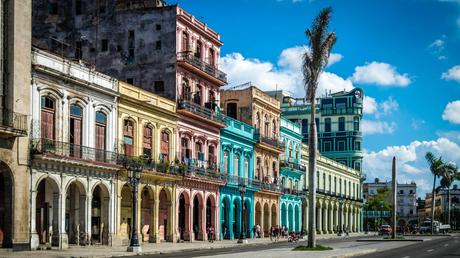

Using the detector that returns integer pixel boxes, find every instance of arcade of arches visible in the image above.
[0,162,13,248]
[220,194,253,240]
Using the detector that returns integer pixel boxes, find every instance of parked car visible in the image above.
[378,225,392,235]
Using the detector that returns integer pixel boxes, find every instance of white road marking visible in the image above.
[444,244,449,247]
[427,249,434,252]
[402,256,410,258]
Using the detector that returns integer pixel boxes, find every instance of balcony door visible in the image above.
[40,96,55,140]
[95,111,107,162]
[69,105,83,158]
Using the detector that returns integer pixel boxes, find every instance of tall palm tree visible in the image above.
[425,152,447,234]
[303,7,336,247]
[436,163,459,225]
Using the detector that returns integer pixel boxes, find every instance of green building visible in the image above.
[267,88,363,172]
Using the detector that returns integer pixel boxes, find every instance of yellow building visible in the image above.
[116,82,179,245]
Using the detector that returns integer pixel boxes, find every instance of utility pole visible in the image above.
[392,157,397,239]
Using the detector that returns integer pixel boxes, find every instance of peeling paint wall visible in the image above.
[32,0,177,100]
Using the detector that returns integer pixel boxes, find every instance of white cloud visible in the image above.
[363,138,460,195]
[363,96,378,115]
[442,100,460,124]
[221,45,347,98]
[381,96,399,115]
[441,65,460,83]
[362,120,396,135]
[350,61,411,87]
[428,35,447,60]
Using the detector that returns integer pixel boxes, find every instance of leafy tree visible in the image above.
[303,7,336,248]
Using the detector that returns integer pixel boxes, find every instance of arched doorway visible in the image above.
[263,203,269,236]
[65,181,86,245]
[206,196,215,231]
[92,184,110,245]
[36,177,60,247]
[178,192,190,241]
[140,187,153,242]
[192,194,203,240]
[244,199,251,237]
[120,184,132,241]
[288,204,293,231]
[0,163,12,248]
[295,205,300,232]
[221,197,230,239]
[233,198,240,238]
[255,202,262,237]
[159,189,170,242]
[281,203,287,228]
[271,204,277,228]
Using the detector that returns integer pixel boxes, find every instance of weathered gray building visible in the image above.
[32,0,226,101]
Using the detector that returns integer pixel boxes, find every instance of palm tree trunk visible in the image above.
[431,174,436,234]
[307,96,317,247]
[448,188,451,225]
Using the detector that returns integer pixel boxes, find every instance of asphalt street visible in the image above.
[356,235,460,258]
[120,236,372,258]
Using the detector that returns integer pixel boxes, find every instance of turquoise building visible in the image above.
[279,118,304,232]
[220,116,257,239]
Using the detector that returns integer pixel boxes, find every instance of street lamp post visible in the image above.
[237,183,247,243]
[338,197,344,236]
[125,159,143,253]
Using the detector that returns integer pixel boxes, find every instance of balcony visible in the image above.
[177,51,227,85]
[0,109,28,137]
[31,138,120,167]
[254,129,283,152]
[222,174,259,189]
[280,158,306,172]
[282,187,301,196]
[177,99,225,127]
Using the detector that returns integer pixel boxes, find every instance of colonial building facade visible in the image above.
[279,118,304,233]
[301,144,363,234]
[221,86,282,237]
[30,49,119,249]
[0,0,31,250]
[219,116,257,240]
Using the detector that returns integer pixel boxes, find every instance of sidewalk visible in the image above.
[0,233,366,258]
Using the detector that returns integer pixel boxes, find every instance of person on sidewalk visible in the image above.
[208,226,214,243]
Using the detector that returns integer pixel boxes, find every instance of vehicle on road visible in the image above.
[378,225,392,235]
[419,220,451,234]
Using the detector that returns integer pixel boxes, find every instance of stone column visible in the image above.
[152,194,159,243]
[30,190,39,250]
[86,194,92,245]
[171,187,177,243]
[323,206,327,234]
[260,204,264,238]
[58,192,68,249]
[317,205,322,234]
[103,196,111,245]
[228,199,234,240]
[78,194,86,245]
[201,201,206,241]
[328,206,333,233]
[334,205,338,233]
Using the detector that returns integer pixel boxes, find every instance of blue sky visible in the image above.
[177,0,460,195]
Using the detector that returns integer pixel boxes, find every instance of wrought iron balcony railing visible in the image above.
[31,138,119,166]
[280,159,306,172]
[254,129,283,149]
[223,174,260,189]
[178,99,225,124]
[0,109,28,135]
[177,51,227,83]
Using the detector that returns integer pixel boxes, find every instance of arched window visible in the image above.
[95,111,107,161]
[288,143,293,159]
[234,154,240,176]
[182,78,191,101]
[281,177,285,189]
[353,117,359,131]
[41,96,55,140]
[209,48,215,66]
[264,115,269,136]
[323,173,326,190]
[272,119,277,138]
[223,150,229,174]
[69,104,83,157]
[294,180,299,192]
[208,145,216,166]
[160,131,170,161]
[195,141,204,162]
[344,179,347,196]
[288,178,293,191]
[195,40,202,59]
[339,178,342,195]
[194,85,202,105]
[182,32,188,52]
[123,120,134,156]
[325,118,331,132]
[255,112,261,129]
[272,161,277,178]
[328,175,331,192]
[226,103,237,119]
[334,176,337,193]
[143,125,153,158]
[256,157,261,180]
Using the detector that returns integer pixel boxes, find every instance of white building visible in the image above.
[364,179,417,225]
[29,48,119,249]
